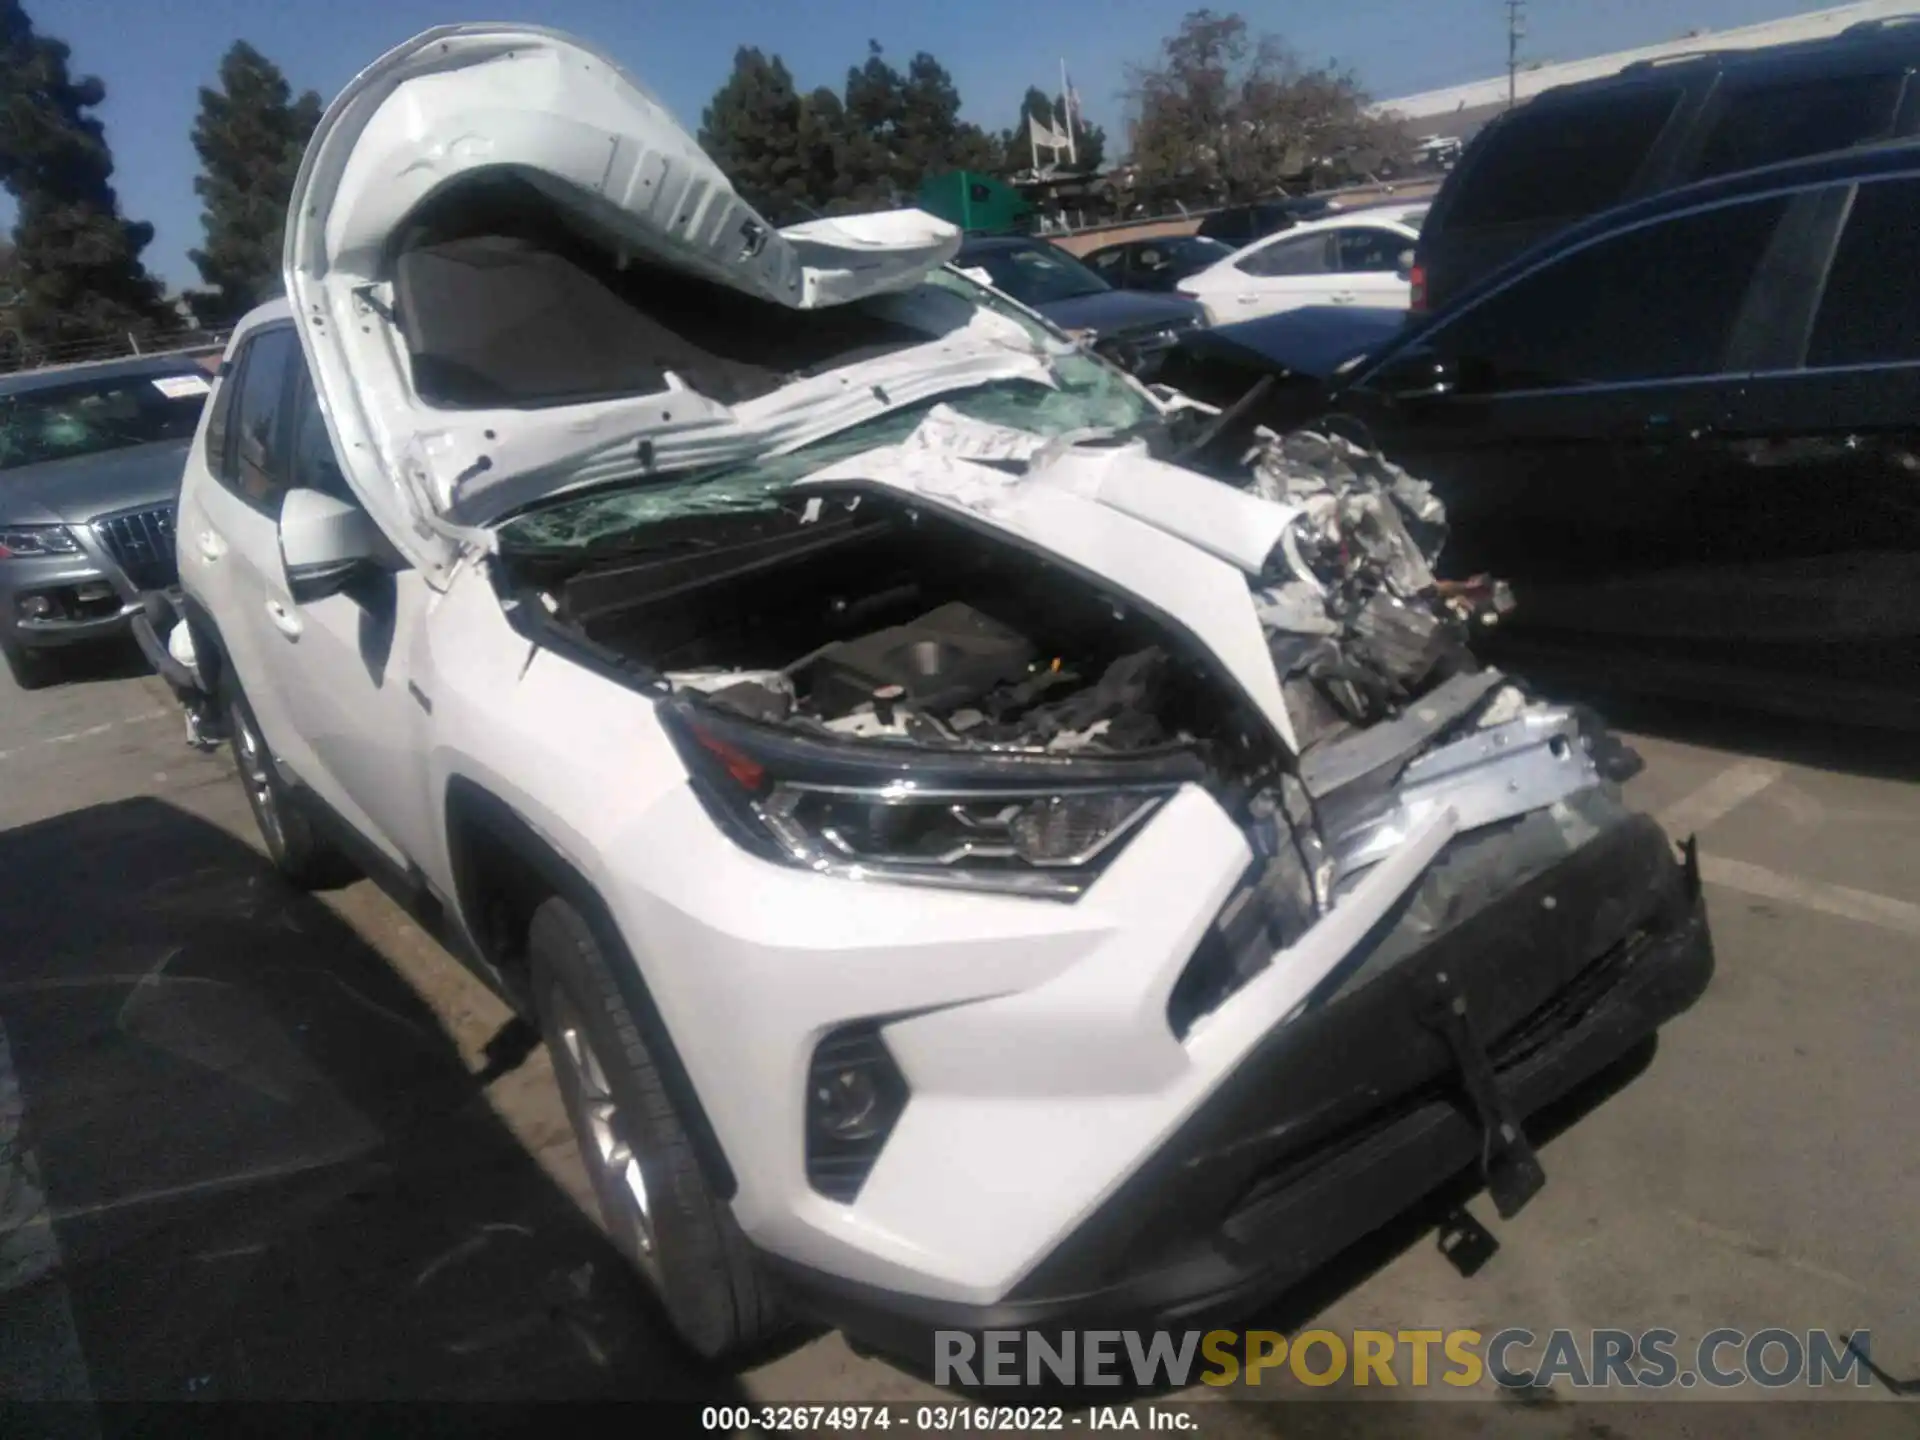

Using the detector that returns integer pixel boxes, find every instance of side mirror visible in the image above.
[279,487,383,603]
[1396,248,1416,279]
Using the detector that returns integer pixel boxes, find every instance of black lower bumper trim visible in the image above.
[760,818,1714,1363]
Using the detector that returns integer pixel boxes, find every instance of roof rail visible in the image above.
[1620,49,1731,73]
[1841,13,1920,35]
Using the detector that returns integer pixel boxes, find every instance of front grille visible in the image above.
[94,504,177,590]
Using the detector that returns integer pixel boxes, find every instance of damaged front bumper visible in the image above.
[761,814,1713,1362]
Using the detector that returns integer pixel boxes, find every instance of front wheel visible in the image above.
[224,679,358,889]
[529,896,783,1362]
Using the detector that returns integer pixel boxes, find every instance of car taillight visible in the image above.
[1408,263,1428,313]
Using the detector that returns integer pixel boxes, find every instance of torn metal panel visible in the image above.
[1297,669,1507,799]
[1323,707,1603,880]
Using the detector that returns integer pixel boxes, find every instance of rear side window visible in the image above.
[1688,73,1904,181]
[1808,176,1920,367]
[221,327,299,512]
[1433,194,1788,387]
[1334,228,1407,272]
[1237,233,1332,278]
[1444,85,1683,227]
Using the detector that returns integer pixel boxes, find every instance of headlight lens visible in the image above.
[0,525,81,558]
[666,703,1188,900]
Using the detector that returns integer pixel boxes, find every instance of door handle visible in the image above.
[264,599,303,639]
[1330,292,1357,304]
[196,530,226,562]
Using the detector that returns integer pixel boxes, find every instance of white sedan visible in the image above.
[1177,206,1427,325]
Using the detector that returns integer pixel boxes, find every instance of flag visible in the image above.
[1028,112,1068,150]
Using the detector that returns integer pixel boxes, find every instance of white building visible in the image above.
[1374,1,1918,141]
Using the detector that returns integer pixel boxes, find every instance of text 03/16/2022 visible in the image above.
[700,1406,1195,1432]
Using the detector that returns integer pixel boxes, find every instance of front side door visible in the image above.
[245,366,436,873]
[1347,186,1796,618]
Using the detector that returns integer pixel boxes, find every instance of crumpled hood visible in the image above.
[283,24,967,584]
[792,404,1475,760]
[0,440,189,527]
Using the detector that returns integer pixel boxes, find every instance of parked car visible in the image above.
[1170,141,1920,727]
[0,354,213,687]
[1156,304,1411,429]
[1196,194,1344,246]
[952,235,1207,376]
[1080,234,1236,292]
[146,25,1713,1368]
[1177,206,1427,325]
[1415,12,1920,313]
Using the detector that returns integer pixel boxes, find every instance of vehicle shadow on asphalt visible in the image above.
[17,638,156,690]
[0,795,755,1406]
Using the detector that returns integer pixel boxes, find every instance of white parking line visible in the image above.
[1657,760,1920,940]
[1656,759,1784,837]
[1699,855,1920,941]
[0,1016,97,1414]
[0,707,171,764]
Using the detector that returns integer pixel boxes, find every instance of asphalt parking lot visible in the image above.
[1,644,1915,1435]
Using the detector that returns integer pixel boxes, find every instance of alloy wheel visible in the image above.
[231,706,287,859]
[549,988,662,1288]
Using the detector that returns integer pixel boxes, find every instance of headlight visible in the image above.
[664,702,1191,900]
[0,525,81,559]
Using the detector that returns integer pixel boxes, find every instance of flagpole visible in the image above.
[1060,58,1078,168]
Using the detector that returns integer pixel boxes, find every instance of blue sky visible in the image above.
[11,0,1834,289]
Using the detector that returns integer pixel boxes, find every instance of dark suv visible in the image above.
[1415,13,1920,312]
[1176,142,1920,727]
[1195,195,1342,246]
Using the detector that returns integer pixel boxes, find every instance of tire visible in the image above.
[529,896,783,1362]
[2,639,53,690]
[223,677,359,890]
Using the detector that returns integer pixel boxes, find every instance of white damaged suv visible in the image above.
[151,26,1714,1366]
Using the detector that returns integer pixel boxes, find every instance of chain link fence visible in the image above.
[0,325,232,378]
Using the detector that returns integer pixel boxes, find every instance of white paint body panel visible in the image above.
[282,24,966,580]
[175,28,1506,1310]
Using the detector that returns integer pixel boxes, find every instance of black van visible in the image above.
[1413,12,1920,313]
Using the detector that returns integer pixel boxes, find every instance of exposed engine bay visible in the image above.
[505,490,1268,759]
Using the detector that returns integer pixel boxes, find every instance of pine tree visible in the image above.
[186,41,322,327]
[701,40,1001,220]
[0,0,172,353]
[698,47,813,224]
[837,43,1000,199]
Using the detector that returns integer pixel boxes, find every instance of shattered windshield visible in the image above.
[501,268,1160,550]
[0,370,210,471]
